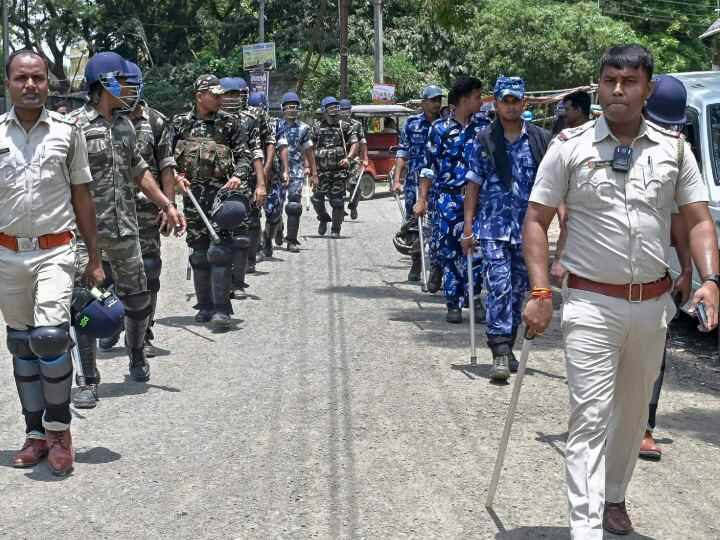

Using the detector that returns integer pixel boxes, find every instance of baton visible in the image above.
[350,166,366,205]
[415,186,428,292]
[393,191,406,222]
[467,252,477,366]
[303,175,311,211]
[185,188,220,244]
[69,326,85,388]
[486,328,536,509]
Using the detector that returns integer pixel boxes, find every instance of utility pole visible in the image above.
[373,0,383,84]
[2,0,8,112]
[258,0,266,42]
[339,0,349,98]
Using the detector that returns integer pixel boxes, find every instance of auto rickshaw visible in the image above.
[349,104,415,200]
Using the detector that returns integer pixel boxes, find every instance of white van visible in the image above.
[666,73,720,296]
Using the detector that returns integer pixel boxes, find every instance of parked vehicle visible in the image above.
[350,104,415,200]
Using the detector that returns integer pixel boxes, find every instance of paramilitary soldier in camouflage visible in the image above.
[311,96,358,237]
[70,52,184,409]
[173,74,264,330]
[339,99,369,221]
[126,62,179,357]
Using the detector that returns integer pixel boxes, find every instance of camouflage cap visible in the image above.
[494,76,525,100]
[195,74,223,95]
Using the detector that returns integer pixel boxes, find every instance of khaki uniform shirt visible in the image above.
[0,107,92,238]
[530,116,708,285]
[68,104,149,240]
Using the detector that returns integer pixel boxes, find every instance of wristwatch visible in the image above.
[702,273,720,287]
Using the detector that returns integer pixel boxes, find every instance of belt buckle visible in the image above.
[628,282,643,303]
[16,237,39,252]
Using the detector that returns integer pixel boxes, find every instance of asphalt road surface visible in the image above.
[1,196,718,539]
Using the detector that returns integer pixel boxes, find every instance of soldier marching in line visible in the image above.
[311,96,358,238]
[70,52,184,410]
[173,75,264,331]
[339,98,369,221]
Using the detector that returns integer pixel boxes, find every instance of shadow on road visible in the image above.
[75,446,122,465]
[87,377,181,400]
[660,407,720,446]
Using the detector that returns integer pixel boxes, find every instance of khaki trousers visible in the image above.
[0,242,76,330]
[561,288,675,540]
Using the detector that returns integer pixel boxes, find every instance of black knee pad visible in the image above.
[232,234,250,250]
[39,353,73,408]
[143,256,162,293]
[207,243,234,266]
[189,249,210,270]
[330,197,345,209]
[120,291,152,321]
[7,328,35,358]
[286,201,303,217]
[28,325,70,358]
[13,356,44,414]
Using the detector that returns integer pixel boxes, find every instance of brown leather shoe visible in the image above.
[46,430,74,477]
[12,438,48,468]
[639,430,662,461]
[603,500,633,535]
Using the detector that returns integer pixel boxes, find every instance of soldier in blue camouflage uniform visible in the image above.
[172,75,264,330]
[415,78,488,324]
[274,92,319,252]
[70,52,184,409]
[393,85,443,283]
[463,76,551,380]
[310,97,358,237]
[339,99,368,221]
[125,62,178,357]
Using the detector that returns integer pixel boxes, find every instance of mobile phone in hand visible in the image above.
[696,302,709,331]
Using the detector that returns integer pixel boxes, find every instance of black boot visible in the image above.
[331,206,344,237]
[408,256,422,282]
[144,291,158,358]
[488,334,513,381]
[446,306,462,324]
[427,265,442,293]
[73,333,100,409]
[125,312,151,382]
[247,227,260,272]
[210,264,233,332]
[193,266,213,322]
[274,220,285,246]
[232,246,249,296]
[312,197,331,236]
[98,323,122,351]
[286,212,301,251]
[508,328,519,373]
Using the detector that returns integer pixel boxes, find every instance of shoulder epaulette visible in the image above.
[48,110,77,125]
[556,121,595,142]
[646,120,682,139]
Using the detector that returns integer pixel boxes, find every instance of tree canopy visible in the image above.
[4,0,718,113]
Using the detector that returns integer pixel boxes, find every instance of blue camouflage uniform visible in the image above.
[397,113,434,218]
[274,118,312,205]
[263,116,285,220]
[467,121,536,341]
[421,114,489,309]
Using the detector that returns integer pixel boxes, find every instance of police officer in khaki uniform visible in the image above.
[523,45,719,539]
[0,50,104,476]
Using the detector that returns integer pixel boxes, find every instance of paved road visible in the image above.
[0,196,718,539]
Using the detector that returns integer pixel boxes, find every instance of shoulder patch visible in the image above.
[646,120,681,139]
[557,122,594,142]
[48,110,77,125]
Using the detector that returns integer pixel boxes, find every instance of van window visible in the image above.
[684,107,701,172]
[708,104,720,185]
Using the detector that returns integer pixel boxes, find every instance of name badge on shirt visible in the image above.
[585,160,613,169]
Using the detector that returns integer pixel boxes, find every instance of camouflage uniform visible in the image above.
[130,103,176,346]
[246,104,277,267]
[172,85,262,317]
[68,102,152,384]
[261,115,285,257]
[346,117,366,213]
[310,117,357,234]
